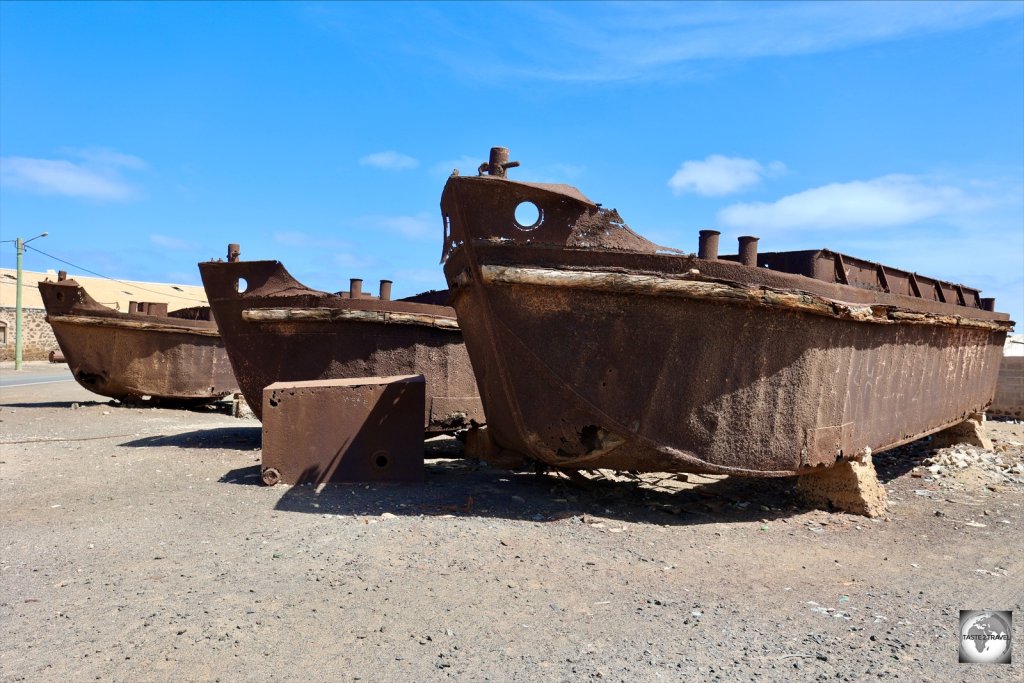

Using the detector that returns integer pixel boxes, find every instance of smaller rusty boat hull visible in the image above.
[38,279,237,404]
[439,148,1013,477]
[198,249,482,432]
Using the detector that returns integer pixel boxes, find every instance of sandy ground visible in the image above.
[1,362,1022,682]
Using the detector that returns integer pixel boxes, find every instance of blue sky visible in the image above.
[1,1,1022,321]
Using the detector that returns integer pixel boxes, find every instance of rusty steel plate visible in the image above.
[439,147,1013,477]
[260,375,426,485]
[38,278,237,404]
[198,245,483,433]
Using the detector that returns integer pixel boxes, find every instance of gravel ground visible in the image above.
[1,362,1021,682]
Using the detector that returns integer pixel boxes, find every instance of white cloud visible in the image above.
[359,150,419,171]
[717,174,991,230]
[668,155,784,196]
[149,234,193,250]
[0,157,140,200]
[0,147,148,201]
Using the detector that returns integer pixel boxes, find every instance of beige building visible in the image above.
[0,268,209,361]
[0,268,209,312]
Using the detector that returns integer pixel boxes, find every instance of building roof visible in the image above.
[0,268,209,312]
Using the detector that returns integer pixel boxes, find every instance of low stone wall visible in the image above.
[0,307,57,361]
[991,356,1024,419]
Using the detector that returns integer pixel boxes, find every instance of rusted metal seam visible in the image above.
[477,266,1012,331]
[48,315,221,337]
[241,308,461,330]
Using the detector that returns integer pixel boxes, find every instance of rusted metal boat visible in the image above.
[38,274,237,404]
[197,245,483,432]
[440,147,1013,476]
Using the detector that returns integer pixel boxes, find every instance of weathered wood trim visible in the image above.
[242,307,461,331]
[48,315,221,337]
[477,265,1013,331]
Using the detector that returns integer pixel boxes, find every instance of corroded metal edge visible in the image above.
[48,314,223,337]
[241,307,461,330]
[470,265,1014,332]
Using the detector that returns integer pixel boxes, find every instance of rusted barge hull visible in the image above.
[197,247,482,432]
[38,278,237,404]
[439,148,1012,476]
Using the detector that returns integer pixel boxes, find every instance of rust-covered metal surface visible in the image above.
[261,376,426,486]
[439,147,1014,477]
[38,278,237,404]
[197,245,483,432]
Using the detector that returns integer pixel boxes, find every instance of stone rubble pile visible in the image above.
[921,443,1024,485]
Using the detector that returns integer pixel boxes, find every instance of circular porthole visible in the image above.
[236,277,248,294]
[513,201,543,231]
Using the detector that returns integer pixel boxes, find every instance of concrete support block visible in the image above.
[232,392,255,419]
[797,451,888,518]
[930,413,993,451]
[261,375,425,486]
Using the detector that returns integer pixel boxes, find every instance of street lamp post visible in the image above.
[12,232,48,371]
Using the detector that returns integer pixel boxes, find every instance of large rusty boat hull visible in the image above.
[198,252,482,431]
[439,149,1013,476]
[38,279,237,404]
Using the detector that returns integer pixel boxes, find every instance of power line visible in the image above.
[23,244,208,304]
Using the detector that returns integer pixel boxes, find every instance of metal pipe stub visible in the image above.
[698,230,721,260]
[379,280,393,301]
[228,244,241,263]
[479,147,520,178]
[349,278,363,299]
[738,236,760,267]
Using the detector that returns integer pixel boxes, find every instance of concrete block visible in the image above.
[931,413,993,450]
[797,450,888,518]
[261,375,425,486]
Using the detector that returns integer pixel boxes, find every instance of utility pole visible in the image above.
[10,232,48,371]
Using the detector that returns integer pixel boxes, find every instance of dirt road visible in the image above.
[1,363,1021,681]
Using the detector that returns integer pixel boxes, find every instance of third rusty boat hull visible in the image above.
[440,156,1012,476]
[199,255,482,431]
[39,279,236,404]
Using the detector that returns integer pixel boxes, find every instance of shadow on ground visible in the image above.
[121,427,261,450]
[214,431,950,526]
[1,400,107,409]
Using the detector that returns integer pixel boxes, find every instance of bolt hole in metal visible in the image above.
[374,452,390,469]
[513,201,543,230]
[235,277,248,294]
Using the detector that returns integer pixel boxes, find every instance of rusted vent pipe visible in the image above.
[698,230,720,260]
[58,270,67,281]
[228,243,241,263]
[379,280,393,301]
[349,278,363,299]
[738,236,759,267]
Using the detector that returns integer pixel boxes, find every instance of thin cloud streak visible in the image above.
[359,150,419,171]
[318,1,1023,84]
[350,212,435,241]
[0,156,142,201]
